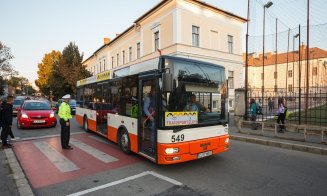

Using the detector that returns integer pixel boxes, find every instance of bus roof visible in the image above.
[77,55,225,87]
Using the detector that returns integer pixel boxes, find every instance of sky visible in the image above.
[2,0,326,86]
[0,0,246,86]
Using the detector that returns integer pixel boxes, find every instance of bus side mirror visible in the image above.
[162,73,172,92]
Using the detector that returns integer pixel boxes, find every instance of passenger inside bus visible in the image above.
[184,94,209,112]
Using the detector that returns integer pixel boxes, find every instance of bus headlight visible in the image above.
[165,148,179,154]
[225,138,229,144]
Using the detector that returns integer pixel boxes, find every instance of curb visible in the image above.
[4,148,34,196]
[230,134,327,155]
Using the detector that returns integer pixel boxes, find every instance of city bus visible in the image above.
[76,55,229,164]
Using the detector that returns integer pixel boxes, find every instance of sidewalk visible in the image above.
[229,114,327,155]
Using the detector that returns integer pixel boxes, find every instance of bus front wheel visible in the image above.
[119,129,131,154]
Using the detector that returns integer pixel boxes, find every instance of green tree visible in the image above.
[35,50,61,95]
[49,42,91,98]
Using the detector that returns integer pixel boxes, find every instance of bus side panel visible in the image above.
[108,125,118,143]
[75,115,83,126]
[75,107,85,126]
[108,114,138,153]
[157,135,229,164]
[88,119,97,132]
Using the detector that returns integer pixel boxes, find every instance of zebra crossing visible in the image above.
[13,133,141,188]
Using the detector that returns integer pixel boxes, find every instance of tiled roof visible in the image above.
[247,46,327,67]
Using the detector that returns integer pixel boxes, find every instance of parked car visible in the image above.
[55,99,76,115]
[16,100,57,129]
[13,98,25,116]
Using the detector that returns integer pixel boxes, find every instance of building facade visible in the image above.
[82,0,246,110]
[247,46,327,96]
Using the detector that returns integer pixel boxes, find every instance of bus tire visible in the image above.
[83,116,89,132]
[118,129,131,154]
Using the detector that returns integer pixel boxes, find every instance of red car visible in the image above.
[17,100,57,129]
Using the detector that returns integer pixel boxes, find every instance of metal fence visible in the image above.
[247,87,327,126]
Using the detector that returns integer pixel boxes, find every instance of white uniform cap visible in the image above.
[62,94,71,99]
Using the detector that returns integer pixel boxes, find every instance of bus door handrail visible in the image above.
[142,111,155,140]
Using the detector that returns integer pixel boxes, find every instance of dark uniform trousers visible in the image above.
[60,119,70,148]
[1,126,10,145]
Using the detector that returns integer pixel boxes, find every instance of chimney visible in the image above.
[104,38,110,44]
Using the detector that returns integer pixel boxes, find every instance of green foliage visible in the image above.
[47,42,91,99]
[35,50,61,95]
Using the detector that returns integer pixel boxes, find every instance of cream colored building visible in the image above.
[247,46,327,96]
[82,0,246,110]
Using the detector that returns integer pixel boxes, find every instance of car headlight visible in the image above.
[165,148,179,154]
[50,112,55,118]
[21,113,28,118]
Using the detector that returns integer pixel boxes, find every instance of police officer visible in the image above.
[58,94,73,150]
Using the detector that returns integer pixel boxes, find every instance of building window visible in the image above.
[103,59,106,71]
[228,35,234,54]
[288,84,293,92]
[137,42,140,59]
[192,25,199,47]
[261,73,264,80]
[228,71,234,89]
[312,67,317,76]
[117,54,119,66]
[122,50,125,65]
[129,47,132,62]
[288,70,293,78]
[154,31,159,51]
[274,71,277,79]
[111,56,114,68]
[212,100,217,109]
[229,99,233,108]
[99,62,102,72]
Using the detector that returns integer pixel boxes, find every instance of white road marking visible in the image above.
[70,139,118,163]
[88,135,109,144]
[67,171,183,196]
[18,132,85,142]
[34,141,79,173]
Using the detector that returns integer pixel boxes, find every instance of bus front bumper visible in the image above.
[157,134,229,164]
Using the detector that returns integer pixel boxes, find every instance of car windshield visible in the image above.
[23,102,51,110]
[14,99,23,105]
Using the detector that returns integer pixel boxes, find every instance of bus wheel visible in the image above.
[83,116,89,132]
[119,129,131,154]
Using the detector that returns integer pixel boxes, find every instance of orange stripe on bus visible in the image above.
[129,133,138,153]
[88,119,97,132]
[108,126,118,143]
[75,115,83,126]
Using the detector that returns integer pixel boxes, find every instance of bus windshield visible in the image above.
[159,57,228,129]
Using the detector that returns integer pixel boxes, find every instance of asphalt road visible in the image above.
[10,115,327,196]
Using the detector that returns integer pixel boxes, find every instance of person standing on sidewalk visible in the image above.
[58,94,73,150]
[1,95,14,149]
[250,98,257,130]
[277,98,286,133]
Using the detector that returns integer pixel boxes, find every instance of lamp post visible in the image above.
[293,33,300,93]
[262,1,273,121]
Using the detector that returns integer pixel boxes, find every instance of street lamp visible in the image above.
[293,33,300,92]
[262,1,273,121]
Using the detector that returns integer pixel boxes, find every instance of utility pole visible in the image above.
[245,0,250,120]
[305,0,310,124]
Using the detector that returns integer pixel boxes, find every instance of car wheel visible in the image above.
[83,116,89,132]
[118,129,131,154]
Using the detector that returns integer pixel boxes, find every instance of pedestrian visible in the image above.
[268,97,273,114]
[0,99,16,142]
[1,95,14,149]
[250,98,257,130]
[143,87,156,153]
[58,94,73,150]
[277,98,286,133]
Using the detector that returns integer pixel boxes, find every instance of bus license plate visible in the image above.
[197,151,212,159]
[34,120,45,123]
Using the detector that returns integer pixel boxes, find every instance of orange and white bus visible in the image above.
[76,55,229,164]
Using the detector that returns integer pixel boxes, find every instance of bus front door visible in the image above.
[96,82,108,136]
[138,78,157,160]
